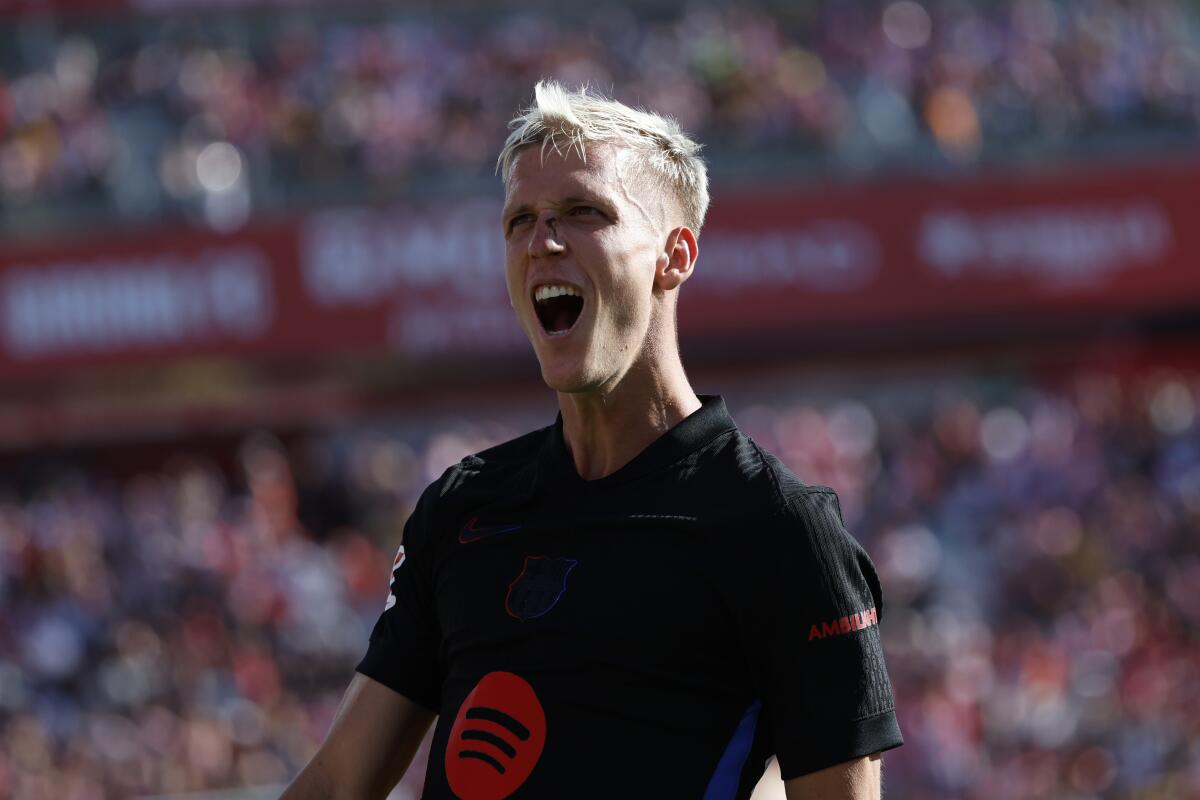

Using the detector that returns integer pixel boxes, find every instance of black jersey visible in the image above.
[357,396,902,799]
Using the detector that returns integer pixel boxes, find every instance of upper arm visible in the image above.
[282,673,436,800]
[783,753,881,800]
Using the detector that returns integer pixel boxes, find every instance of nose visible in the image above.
[528,213,565,258]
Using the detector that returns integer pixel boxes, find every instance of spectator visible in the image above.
[1,0,1198,235]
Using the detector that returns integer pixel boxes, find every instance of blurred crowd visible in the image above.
[744,369,1200,799]
[1,365,1198,798]
[2,0,1199,234]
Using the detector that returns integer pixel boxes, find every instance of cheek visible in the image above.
[601,270,654,336]
[611,244,658,306]
[503,249,523,301]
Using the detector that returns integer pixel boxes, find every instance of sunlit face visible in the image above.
[502,143,672,395]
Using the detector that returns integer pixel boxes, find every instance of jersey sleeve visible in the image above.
[742,488,903,779]
[355,479,444,712]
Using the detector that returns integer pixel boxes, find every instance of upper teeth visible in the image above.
[535,284,581,303]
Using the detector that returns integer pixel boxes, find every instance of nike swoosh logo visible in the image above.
[459,516,525,544]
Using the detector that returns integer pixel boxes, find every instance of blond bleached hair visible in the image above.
[497,80,710,235]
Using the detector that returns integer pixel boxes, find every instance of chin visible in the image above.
[528,334,589,394]
[536,353,604,395]
[539,366,592,395]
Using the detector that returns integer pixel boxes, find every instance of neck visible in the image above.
[558,353,701,481]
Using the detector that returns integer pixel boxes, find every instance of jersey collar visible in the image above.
[538,395,736,490]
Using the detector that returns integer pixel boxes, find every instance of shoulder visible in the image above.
[462,424,552,472]
[709,428,839,523]
[422,424,550,496]
[722,440,885,622]
[718,432,861,562]
[404,424,552,542]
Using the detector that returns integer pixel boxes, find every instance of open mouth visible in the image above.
[533,285,585,335]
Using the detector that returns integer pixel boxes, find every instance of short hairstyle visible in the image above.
[497,80,710,235]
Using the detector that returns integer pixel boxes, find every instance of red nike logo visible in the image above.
[459,516,525,544]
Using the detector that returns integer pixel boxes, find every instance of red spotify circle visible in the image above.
[445,671,547,800]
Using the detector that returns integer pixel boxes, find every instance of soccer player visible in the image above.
[282,81,902,799]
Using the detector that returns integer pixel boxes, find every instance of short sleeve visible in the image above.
[741,489,903,779]
[355,480,443,712]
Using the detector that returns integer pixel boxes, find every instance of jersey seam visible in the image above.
[665,425,741,472]
[847,706,897,723]
[750,438,838,515]
[781,488,841,525]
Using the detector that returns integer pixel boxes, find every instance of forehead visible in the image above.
[504,142,629,204]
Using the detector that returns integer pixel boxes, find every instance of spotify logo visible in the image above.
[445,671,546,800]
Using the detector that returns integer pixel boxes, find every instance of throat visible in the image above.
[559,393,703,481]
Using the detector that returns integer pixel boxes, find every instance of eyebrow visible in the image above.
[501,203,532,224]
[560,195,600,207]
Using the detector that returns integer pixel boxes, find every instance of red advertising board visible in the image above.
[684,159,1199,339]
[2,160,1198,379]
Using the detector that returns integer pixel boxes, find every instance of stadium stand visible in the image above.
[1,0,1198,234]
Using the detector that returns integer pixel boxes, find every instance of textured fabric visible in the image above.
[357,396,902,798]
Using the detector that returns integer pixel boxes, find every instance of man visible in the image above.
[282,81,902,799]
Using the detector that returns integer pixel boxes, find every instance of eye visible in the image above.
[569,206,600,217]
[506,213,535,234]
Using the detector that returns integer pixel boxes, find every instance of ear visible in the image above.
[655,226,698,292]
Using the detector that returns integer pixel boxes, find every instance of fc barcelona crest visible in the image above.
[505,556,578,621]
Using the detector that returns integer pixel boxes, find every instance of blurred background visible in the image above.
[1,0,1199,798]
